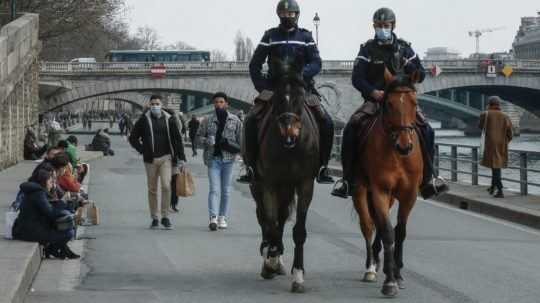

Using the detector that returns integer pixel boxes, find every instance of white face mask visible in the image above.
[375,27,392,41]
[150,105,162,115]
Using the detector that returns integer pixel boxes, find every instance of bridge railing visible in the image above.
[40,59,540,74]
[435,143,540,195]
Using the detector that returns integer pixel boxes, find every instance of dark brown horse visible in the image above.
[249,55,319,293]
[353,68,423,297]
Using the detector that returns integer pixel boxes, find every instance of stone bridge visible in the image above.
[40,60,540,122]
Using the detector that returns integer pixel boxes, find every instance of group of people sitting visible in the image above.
[12,135,90,260]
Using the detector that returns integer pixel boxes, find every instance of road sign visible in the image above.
[151,64,166,79]
[431,64,443,77]
[486,65,497,78]
[501,64,513,77]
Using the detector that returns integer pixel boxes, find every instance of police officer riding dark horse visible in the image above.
[238,0,335,185]
[331,7,448,199]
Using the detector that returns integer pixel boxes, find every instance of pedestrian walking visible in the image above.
[129,95,187,229]
[479,96,513,198]
[188,115,200,156]
[196,92,242,231]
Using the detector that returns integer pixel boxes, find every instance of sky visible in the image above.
[124,0,540,60]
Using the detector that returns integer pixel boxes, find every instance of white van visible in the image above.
[70,58,97,63]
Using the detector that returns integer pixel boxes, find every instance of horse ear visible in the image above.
[383,67,394,85]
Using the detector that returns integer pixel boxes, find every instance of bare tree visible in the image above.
[161,41,196,50]
[245,38,254,61]
[135,26,161,50]
[234,31,246,61]
[211,49,228,61]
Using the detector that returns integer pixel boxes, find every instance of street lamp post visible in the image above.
[313,13,320,45]
[10,0,17,21]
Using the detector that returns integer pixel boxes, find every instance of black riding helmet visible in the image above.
[373,7,396,27]
[276,0,300,30]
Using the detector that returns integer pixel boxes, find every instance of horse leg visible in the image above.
[260,189,282,280]
[276,199,291,276]
[370,190,398,297]
[394,192,416,290]
[290,180,314,293]
[367,191,383,273]
[353,184,377,282]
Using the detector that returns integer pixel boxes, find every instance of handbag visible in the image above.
[176,168,195,197]
[4,208,18,240]
[55,214,75,231]
[480,111,489,156]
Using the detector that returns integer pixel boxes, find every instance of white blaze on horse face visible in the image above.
[292,268,304,284]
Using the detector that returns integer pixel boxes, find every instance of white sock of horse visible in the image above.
[292,268,304,284]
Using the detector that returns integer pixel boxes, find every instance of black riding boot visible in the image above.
[331,122,355,198]
[315,107,335,184]
[417,123,449,199]
[237,113,259,184]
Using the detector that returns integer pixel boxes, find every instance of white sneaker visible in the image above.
[209,216,218,231]
[218,216,228,229]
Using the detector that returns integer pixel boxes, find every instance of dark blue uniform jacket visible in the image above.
[249,26,321,92]
[352,34,426,101]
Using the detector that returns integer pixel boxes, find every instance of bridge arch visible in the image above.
[46,77,257,113]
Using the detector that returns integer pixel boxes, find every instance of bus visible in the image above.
[105,50,211,63]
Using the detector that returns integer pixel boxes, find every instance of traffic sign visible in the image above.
[431,64,443,77]
[486,65,497,78]
[501,64,513,77]
[151,64,167,79]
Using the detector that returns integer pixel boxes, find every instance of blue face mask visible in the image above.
[150,105,162,115]
[375,27,392,41]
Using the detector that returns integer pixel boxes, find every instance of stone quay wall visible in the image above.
[0,13,40,170]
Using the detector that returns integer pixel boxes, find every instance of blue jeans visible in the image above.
[208,158,235,218]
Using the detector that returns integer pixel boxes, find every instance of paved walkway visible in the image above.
[18,136,540,303]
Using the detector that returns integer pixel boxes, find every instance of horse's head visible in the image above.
[382,68,420,156]
[270,55,306,149]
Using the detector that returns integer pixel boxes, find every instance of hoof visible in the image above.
[381,283,398,297]
[397,278,406,290]
[260,265,276,280]
[362,272,377,283]
[291,282,305,293]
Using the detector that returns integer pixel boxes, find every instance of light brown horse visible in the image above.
[353,68,423,298]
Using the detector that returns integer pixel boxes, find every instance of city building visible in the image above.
[424,47,462,60]
[513,12,540,59]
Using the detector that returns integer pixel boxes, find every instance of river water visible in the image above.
[435,131,540,194]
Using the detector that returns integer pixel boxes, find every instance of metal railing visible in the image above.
[435,143,540,195]
[40,59,540,75]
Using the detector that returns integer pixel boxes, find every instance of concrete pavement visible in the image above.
[21,135,540,303]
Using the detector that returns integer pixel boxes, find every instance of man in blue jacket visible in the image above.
[238,0,335,184]
[332,8,448,199]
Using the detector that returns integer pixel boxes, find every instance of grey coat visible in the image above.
[196,111,242,166]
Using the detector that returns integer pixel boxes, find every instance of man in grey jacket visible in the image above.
[196,92,242,231]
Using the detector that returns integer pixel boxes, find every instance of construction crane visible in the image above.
[468,27,506,55]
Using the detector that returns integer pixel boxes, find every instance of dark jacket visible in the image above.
[129,109,187,164]
[12,182,72,245]
[188,118,200,139]
[91,129,111,152]
[249,26,321,92]
[352,34,426,101]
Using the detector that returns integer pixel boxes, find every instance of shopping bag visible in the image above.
[480,111,489,156]
[4,209,18,240]
[87,202,100,225]
[176,169,195,197]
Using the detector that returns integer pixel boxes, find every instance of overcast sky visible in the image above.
[124,0,539,60]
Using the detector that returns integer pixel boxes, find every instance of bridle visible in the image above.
[381,85,417,154]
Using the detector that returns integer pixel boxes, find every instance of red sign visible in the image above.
[151,63,166,79]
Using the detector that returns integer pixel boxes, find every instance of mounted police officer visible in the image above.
[237,0,335,184]
[332,7,448,199]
